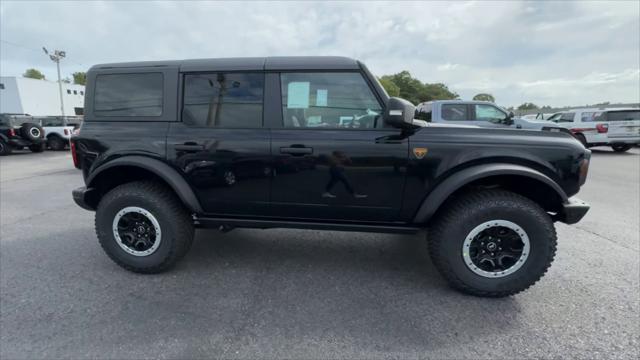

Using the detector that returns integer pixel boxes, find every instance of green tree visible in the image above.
[379,71,458,105]
[517,102,539,111]
[420,83,459,102]
[472,93,495,102]
[378,77,400,97]
[23,68,45,80]
[72,71,86,85]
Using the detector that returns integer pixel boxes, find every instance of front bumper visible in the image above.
[556,197,590,224]
[72,186,97,211]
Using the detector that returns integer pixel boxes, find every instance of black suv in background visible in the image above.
[71,57,591,297]
[0,114,46,155]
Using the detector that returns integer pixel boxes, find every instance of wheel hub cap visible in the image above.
[112,207,162,257]
[462,220,530,278]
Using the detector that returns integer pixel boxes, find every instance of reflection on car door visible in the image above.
[269,72,408,222]
[167,72,272,216]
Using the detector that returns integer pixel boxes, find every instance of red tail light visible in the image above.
[8,128,15,137]
[595,123,608,133]
[70,141,79,168]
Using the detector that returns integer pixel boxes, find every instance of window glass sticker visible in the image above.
[316,89,328,107]
[287,82,310,109]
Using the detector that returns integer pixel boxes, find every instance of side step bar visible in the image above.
[194,217,421,234]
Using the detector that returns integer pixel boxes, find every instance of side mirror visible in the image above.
[504,111,515,125]
[384,97,416,129]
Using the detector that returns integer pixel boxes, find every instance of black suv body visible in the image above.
[0,114,47,155]
[72,57,590,297]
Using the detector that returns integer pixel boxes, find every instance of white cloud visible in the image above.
[0,0,638,107]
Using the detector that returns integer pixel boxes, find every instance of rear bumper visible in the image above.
[72,186,97,211]
[607,136,640,144]
[8,137,45,147]
[556,197,590,224]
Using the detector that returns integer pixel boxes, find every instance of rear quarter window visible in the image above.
[94,73,163,117]
[605,110,639,121]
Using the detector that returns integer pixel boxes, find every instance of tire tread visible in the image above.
[95,180,194,273]
[428,189,557,297]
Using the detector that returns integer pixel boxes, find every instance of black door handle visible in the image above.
[175,143,205,151]
[280,146,313,155]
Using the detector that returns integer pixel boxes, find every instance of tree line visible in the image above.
[22,68,86,85]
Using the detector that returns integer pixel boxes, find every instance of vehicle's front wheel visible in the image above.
[95,181,194,273]
[28,143,45,153]
[611,144,631,153]
[429,190,556,297]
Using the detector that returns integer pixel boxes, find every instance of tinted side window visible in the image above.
[606,111,639,121]
[280,72,382,129]
[182,73,264,128]
[441,104,469,121]
[559,112,575,122]
[94,73,163,117]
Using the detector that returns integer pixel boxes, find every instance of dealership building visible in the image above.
[0,76,85,116]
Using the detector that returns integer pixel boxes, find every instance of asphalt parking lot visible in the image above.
[1,147,639,359]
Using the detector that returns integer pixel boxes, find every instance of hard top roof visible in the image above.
[89,56,361,72]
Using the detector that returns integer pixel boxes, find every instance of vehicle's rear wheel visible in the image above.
[611,144,631,153]
[95,181,194,273]
[0,139,12,155]
[47,135,66,150]
[428,190,557,297]
[28,143,45,153]
[574,133,588,147]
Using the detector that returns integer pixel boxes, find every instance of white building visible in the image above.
[0,76,85,116]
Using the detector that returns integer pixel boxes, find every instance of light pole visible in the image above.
[43,47,66,116]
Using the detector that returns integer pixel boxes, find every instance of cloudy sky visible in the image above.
[1,0,638,107]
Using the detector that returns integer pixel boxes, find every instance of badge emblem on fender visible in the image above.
[413,147,428,159]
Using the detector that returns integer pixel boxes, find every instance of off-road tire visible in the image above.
[428,190,557,297]
[611,144,631,153]
[28,143,45,153]
[48,135,66,151]
[0,139,11,155]
[95,181,194,273]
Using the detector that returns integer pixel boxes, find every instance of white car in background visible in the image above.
[39,116,82,150]
[548,108,640,152]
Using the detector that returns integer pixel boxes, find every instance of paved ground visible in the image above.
[1,147,639,359]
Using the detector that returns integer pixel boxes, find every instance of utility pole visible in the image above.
[43,47,66,116]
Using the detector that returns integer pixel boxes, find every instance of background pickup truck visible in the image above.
[416,100,566,131]
[39,116,82,150]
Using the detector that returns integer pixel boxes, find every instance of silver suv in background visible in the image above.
[547,108,640,152]
[416,100,565,131]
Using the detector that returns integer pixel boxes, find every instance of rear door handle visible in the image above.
[175,143,205,151]
[280,146,313,155]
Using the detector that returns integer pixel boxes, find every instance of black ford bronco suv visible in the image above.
[0,114,47,155]
[71,57,590,297]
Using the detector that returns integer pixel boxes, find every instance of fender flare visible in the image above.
[87,155,203,213]
[412,163,568,223]
[0,133,8,142]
